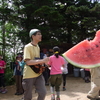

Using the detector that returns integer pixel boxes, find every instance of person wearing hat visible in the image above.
[22,29,49,100]
[14,55,25,95]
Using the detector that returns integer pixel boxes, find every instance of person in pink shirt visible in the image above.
[48,46,65,100]
[0,55,7,93]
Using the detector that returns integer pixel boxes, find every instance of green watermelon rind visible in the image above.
[62,54,100,69]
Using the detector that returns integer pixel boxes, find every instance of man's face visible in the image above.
[32,32,42,42]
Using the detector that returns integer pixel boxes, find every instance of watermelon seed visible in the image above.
[86,50,88,52]
[86,49,90,52]
[95,45,99,48]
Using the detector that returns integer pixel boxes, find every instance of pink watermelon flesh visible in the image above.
[62,30,100,68]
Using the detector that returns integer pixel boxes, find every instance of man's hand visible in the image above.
[43,57,49,64]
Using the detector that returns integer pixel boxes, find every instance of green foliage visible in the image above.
[0,0,100,71]
[4,67,15,86]
[10,0,100,45]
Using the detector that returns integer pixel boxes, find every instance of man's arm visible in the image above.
[25,57,49,66]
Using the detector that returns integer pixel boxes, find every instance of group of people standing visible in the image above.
[21,28,68,100]
[1,28,100,100]
[0,28,68,100]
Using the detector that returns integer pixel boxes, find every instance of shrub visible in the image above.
[4,67,15,86]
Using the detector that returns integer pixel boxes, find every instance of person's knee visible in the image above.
[37,92,46,100]
[38,89,46,97]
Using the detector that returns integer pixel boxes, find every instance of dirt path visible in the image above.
[0,76,91,100]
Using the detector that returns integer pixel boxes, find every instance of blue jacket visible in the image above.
[13,60,25,75]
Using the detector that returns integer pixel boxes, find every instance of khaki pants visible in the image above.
[49,74,62,91]
[22,75,46,100]
[87,67,100,98]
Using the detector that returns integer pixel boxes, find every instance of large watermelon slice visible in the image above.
[62,30,100,68]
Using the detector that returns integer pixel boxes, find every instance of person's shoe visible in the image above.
[15,92,23,95]
[62,87,66,91]
[56,97,60,100]
[85,80,90,83]
[87,95,97,100]
[15,92,18,95]
[51,94,55,100]
[1,89,7,94]
[17,93,23,95]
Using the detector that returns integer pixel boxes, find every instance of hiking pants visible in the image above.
[22,74,46,100]
[49,74,62,91]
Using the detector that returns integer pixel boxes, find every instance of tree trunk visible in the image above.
[2,21,6,60]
